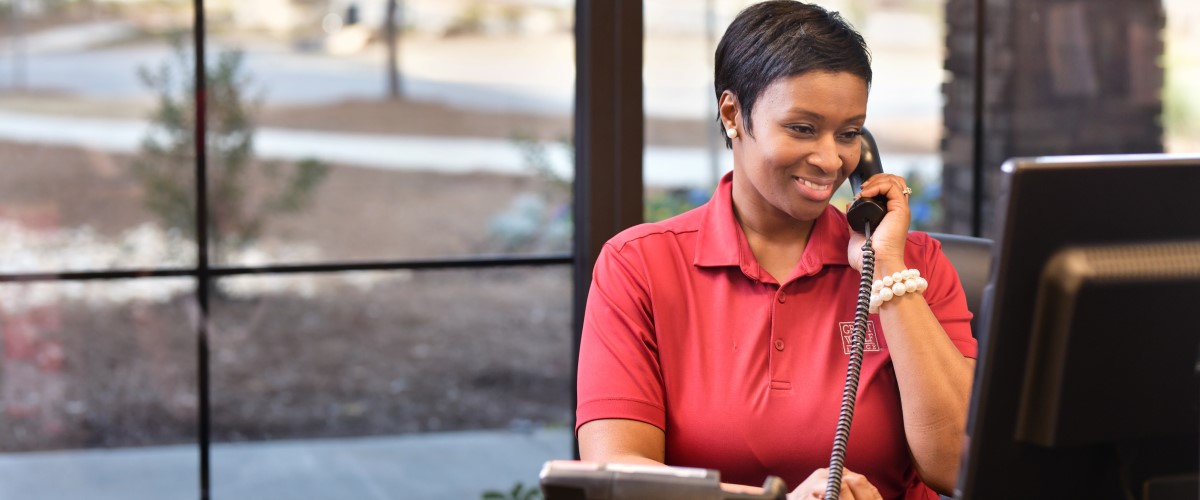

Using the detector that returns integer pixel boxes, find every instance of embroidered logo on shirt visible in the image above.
[838,321,882,354]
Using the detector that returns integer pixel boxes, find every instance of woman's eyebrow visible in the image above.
[783,108,867,124]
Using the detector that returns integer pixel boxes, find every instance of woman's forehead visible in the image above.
[755,72,869,120]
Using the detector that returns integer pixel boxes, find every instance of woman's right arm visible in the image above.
[577,241,669,467]
[577,418,666,466]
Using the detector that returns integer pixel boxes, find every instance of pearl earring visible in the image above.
[726,127,738,139]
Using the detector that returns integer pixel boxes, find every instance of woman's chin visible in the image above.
[785,202,829,224]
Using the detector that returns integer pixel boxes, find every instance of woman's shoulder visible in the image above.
[606,204,708,252]
[903,231,963,277]
[903,231,943,258]
[904,230,939,249]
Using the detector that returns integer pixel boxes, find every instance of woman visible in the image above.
[575,2,977,499]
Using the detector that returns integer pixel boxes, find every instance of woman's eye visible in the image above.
[788,124,815,135]
[838,130,864,142]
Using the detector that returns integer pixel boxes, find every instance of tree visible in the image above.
[132,34,329,260]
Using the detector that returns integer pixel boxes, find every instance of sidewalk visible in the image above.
[0,428,572,500]
[0,108,729,188]
[0,108,941,188]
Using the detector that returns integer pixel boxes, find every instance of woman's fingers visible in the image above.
[843,470,883,500]
[788,468,881,500]
[857,173,911,207]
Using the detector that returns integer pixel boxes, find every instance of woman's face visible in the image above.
[724,71,869,226]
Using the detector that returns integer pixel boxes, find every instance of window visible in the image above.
[0,1,574,498]
[643,0,949,231]
[1165,0,1200,154]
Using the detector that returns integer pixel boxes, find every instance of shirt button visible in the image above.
[777,294,786,304]
[774,339,785,351]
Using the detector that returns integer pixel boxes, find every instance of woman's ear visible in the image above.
[718,90,741,132]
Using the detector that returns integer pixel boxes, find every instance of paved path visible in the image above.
[0,108,733,188]
[0,108,941,188]
[0,428,573,500]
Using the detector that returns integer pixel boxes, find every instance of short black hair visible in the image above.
[715,1,872,148]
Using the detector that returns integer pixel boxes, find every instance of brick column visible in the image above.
[942,0,1165,237]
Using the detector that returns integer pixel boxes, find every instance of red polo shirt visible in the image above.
[576,173,977,499]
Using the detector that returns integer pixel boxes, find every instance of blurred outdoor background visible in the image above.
[0,0,1195,498]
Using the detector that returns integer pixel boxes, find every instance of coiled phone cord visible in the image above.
[824,222,875,500]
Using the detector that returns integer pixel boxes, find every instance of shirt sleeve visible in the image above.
[908,233,978,358]
[576,241,668,434]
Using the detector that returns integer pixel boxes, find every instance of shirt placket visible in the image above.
[768,283,792,391]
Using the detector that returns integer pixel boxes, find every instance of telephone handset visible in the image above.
[845,128,888,234]
[824,128,885,500]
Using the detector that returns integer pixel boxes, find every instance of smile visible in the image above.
[797,177,832,191]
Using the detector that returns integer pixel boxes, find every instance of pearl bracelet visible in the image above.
[868,269,928,314]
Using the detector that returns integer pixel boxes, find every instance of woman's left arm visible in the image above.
[873,281,974,494]
[850,174,975,495]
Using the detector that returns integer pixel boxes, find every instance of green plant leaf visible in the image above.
[132,34,328,259]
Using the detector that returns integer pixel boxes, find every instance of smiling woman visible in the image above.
[577,2,976,499]
[720,71,868,253]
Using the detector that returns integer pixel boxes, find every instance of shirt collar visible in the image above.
[694,171,851,277]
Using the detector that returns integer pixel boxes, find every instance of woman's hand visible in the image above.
[788,467,883,500]
[847,173,912,274]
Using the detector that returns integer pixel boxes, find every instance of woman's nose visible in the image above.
[809,135,844,173]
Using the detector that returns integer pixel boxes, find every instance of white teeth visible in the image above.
[802,179,831,191]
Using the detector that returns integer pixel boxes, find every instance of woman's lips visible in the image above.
[793,176,835,201]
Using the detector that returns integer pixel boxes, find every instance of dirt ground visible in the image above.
[0,96,584,451]
[1,266,572,452]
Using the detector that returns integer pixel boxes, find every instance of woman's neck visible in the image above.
[732,187,816,283]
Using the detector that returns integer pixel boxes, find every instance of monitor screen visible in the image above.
[956,154,1200,500]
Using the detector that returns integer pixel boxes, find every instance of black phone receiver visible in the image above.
[827,130,889,499]
[845,128,888,233]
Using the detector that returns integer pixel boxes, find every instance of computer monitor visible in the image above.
[956,154,1200,500]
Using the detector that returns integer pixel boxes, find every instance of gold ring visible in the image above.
[901,186,913,196]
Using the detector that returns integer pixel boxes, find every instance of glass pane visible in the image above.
[643,0,948,231]
[0,277,198,500]
[1164,0,1200,154]
[202,2,575,265]
[209,267,572,498]
[643,1,727,222]
[0,2,198,272]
